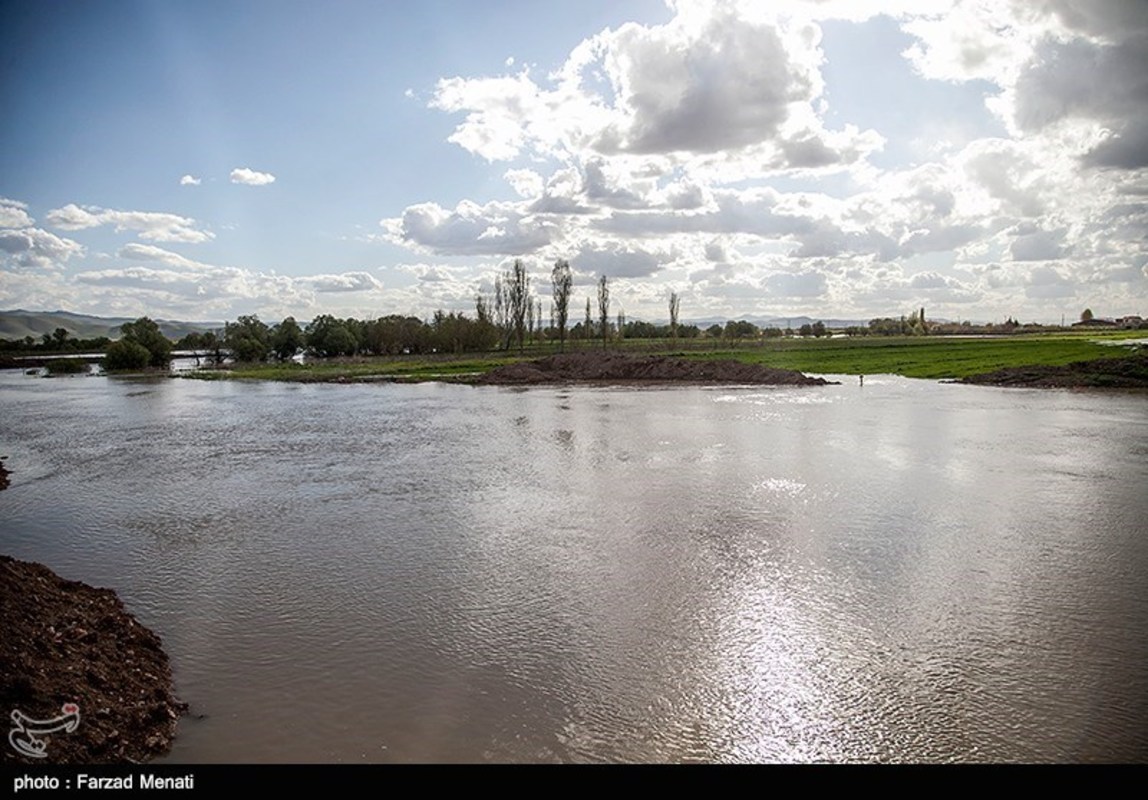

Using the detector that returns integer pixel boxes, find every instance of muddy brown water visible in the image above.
[1,370,1146,762]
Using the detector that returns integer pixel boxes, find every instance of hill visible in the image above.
[0,310,220,341]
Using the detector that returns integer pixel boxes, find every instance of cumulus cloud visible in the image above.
[0,197,35,228]
[45,204,214,243]
[571,243,665,278]
[382,199,555,256]
[180,174,201,186]
[117,243,212,271]
[230,167,276,186]
[1009,226,1066,262]
[0,227,85,269]
[429,1,879,172]
[504,168,544,199]
[297,272,384,293]
[57,246,396,319]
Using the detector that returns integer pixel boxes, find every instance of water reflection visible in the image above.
[0,372,1145,762]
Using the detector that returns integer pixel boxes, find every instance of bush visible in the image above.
[44,358,90,376]
[103,340,151,371]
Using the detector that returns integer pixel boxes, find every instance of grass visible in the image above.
[679,332,1141,379]
[180,331,1144,384]
[185,354,520,383]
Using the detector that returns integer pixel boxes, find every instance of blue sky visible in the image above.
[2,0,1146,324]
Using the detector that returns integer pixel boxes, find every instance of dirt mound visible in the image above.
[961,352,1148,389]
[0,556,187,764]
[476,351,834,386]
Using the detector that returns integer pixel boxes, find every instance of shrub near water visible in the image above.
[43,358,90,376]
[103,340,151,371]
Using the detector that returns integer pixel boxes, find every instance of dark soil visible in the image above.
[960,352,1148,389]
[0,555,187,764]
[475,351,836,386]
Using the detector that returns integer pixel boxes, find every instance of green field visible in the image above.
[681,332,1143,379]
[181,331,1144,383]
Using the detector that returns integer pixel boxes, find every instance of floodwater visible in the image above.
[1,370,1146,763]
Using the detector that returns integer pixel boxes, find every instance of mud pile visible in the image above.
[476,351,834,386]
[0,555,187,764]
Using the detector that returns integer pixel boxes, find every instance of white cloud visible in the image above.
[45,203,214,244]
[504,168,544,199]
[297,272,385,293]
[1009,226,1066,262]
[117,242,212,271]
[180,174,201,186]
[429,1,880,173]
[382,199,556,256]
[571,242,665,279]
[230,167,276,186]
[0,227,85,269]
[0,197,35,229]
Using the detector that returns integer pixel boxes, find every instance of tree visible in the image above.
[597,275,610,349]
[811,320,826,338]
[507,259,530,352]
[551,259,573,351]
[271,317,305,362]
[52,327,69,349]
[103,340,151,371]
[224,315,272,363]
[119,317,172,368]
[668,291,681,346]
[584,297,593,341]
[1081,308,1094,322]
[306,315,357,358]
[200,331,225,366]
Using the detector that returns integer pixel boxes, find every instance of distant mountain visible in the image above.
[687,315,873,330]
[0,310,221,341]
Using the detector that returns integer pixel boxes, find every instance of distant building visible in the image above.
[1119,315,1143,329]
[1072,318,1119,328]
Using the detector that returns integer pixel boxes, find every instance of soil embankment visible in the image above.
[961,352,1148,389]
[475,351,835,386]
[0,554,187,764]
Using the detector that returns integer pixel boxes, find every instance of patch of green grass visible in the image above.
[680,334,1135,379]
[183,355,524,383]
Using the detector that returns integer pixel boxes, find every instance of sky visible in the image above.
[1,0,1146,325]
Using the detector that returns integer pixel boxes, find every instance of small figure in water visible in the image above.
[859,374,864,386]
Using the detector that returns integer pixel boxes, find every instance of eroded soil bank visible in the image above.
[475,351,836,386]
[0,555,187,764]
[961,352,1148,389]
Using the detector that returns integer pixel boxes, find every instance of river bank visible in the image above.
[960,352,1148,389]
[172,331,1143,385]
[474,352,835,385]
[0,553,187,764]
